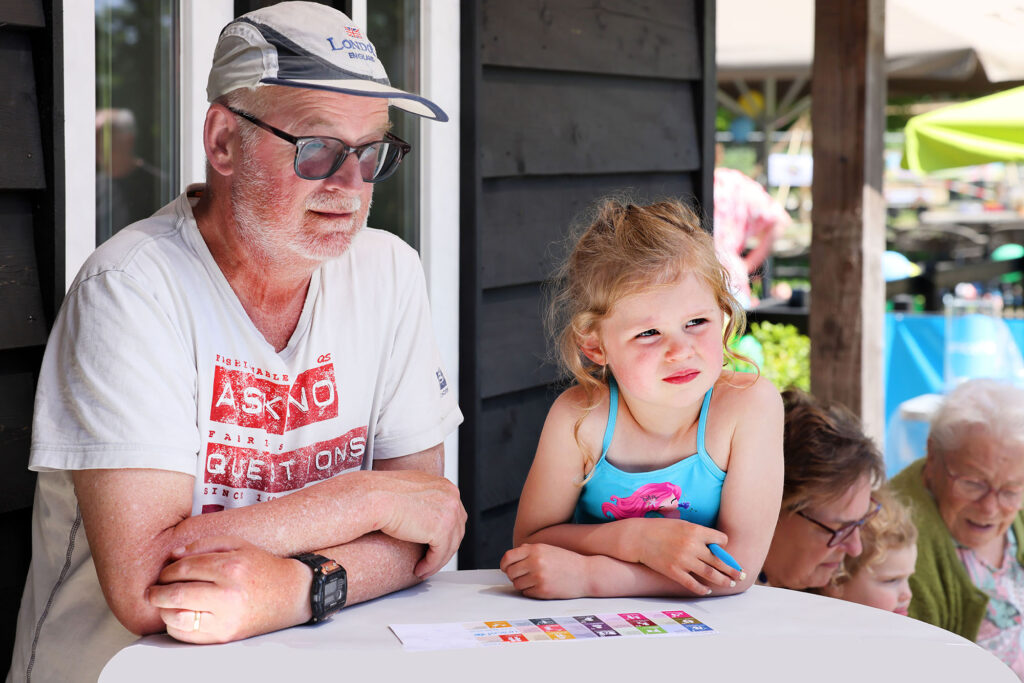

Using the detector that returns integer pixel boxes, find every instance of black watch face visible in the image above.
[324,574,345,604]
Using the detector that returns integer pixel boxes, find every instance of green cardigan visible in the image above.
[891,458,1024,641]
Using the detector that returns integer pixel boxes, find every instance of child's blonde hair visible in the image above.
[833,487,917,585]
[547,197,747,473]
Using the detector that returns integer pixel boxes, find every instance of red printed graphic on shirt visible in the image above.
[203,426,367,492]
[209,363,339,435]
[201,357,367,508]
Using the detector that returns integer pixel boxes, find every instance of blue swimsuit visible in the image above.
[573,378,725,527]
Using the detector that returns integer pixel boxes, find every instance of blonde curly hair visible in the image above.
[547,197,749,475]
[832,486,917,586]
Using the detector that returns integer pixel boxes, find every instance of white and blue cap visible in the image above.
[206,1,447,121]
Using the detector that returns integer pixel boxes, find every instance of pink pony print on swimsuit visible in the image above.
[600,482,695,520]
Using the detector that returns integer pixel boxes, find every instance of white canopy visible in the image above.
[718,0,1024,84]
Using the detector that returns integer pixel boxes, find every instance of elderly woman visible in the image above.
[760,390,886,588]
[891,379,1024,677]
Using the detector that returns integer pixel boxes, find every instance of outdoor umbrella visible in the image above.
[902,85,1024,173]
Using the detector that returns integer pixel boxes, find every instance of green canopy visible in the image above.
[902,85,1024,173]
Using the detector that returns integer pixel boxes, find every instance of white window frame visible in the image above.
[180,0,236,191]
[63,2,97,291]
[338,2,461,488]
[416,1,460,488]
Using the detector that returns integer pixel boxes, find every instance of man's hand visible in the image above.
[499,543,592,599]
[148,536,311,644]
[633,518,741,593]
[371,468,466,578]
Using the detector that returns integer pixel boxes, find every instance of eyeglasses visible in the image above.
[796,498,881,548]
[939,458,1024,509]
[226,106,410,183]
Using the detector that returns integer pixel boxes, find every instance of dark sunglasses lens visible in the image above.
[359,141,403,182]
[295,138,345,180]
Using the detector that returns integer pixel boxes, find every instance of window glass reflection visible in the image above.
[95,0,178,244]
[367,0,420,250]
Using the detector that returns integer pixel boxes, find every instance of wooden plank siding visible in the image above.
[0,2,46,28]
[459,0,715,569]
[481,173,694,289]
[0,0,56,672]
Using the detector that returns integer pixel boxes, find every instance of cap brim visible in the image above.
[260,77,448,122]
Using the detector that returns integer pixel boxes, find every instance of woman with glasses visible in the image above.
[891,379,1024,678]
[760,390,885,589]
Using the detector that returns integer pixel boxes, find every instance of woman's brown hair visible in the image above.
[781,389,885,511]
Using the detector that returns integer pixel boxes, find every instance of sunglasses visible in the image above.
[796,498,881,548]
[226,106,410,183]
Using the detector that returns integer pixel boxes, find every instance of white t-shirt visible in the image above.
[8,188,462,683]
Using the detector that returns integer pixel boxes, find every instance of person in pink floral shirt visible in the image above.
[713,146,790,308]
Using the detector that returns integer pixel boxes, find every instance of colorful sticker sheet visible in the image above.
[390,609,715,651]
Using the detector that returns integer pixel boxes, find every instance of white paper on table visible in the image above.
[390,608,716,651]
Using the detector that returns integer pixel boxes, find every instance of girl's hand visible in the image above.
[500,543,591,599]
[634,518,743,593]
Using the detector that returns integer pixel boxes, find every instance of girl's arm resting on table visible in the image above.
[512,388,741,592]
[707,374,785,594]
[501,543,727,599]
[520,518,738,592]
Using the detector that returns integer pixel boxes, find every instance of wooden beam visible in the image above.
[810,0,886,441]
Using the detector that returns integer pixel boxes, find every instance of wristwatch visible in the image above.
[292,552,347,623]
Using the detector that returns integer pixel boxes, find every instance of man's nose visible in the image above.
[322,153,366,190]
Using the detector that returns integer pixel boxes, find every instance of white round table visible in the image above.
[100,569,1014,682]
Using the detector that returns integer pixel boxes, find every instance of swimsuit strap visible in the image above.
[600,377,619,460]
[695,385,715,456]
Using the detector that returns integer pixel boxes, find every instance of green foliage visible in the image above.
[727,334,764,374]
[747,322,811,392]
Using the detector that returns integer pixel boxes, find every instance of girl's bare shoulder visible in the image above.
[712,371,784,419]
[547,383,612,441]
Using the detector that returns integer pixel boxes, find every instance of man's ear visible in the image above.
[579,332,606,366]
[204,104,240,177]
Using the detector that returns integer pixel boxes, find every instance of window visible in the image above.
[95,0,179,244]
[365,0,421,250]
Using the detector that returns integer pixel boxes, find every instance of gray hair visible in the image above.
[928,379,1024,456]
[214,87,277,151]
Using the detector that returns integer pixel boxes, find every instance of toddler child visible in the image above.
[821,487,918,614]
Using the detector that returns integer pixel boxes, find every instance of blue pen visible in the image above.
[708,543,743,572]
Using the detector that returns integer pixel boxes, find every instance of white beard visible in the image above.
[231,154,369,267]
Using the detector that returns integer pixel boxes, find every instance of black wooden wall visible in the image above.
[459,0,716,568]
[0,0,60,672]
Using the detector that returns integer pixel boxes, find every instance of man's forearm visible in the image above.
[77,445,460,639]
[168,469,395,557]
[318,532,425,607]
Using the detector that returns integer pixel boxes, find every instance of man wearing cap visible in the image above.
[8,4,463,681]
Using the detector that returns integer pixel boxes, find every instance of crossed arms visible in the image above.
[75,442,466,643]
[501,376,784,599]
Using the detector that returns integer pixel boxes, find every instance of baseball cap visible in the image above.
[206,1,447,122]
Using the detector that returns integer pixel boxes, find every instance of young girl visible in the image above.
[500,198,784,599]
[821,487,918,615]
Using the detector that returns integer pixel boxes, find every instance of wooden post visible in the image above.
[810,0,886,441]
